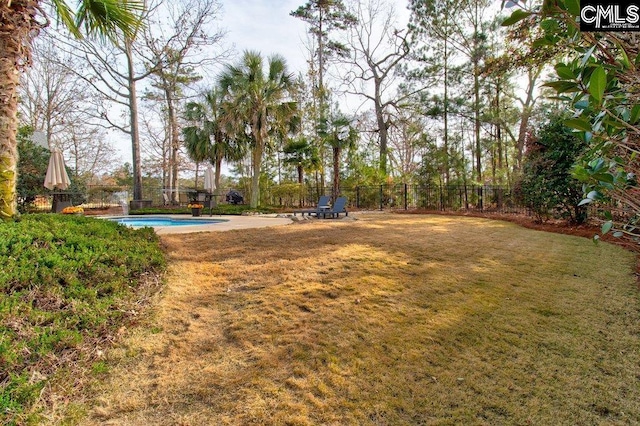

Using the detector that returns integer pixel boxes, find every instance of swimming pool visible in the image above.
[106,216,226,228]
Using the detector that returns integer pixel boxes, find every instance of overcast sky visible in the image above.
[219,0,310,75]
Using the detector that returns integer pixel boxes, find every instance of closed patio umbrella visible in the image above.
[204,165,215,193]
[44,149,70,190]
[45,149,72,213]
[203,165,216,213]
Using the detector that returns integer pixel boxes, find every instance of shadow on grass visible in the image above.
[86,215,640,425]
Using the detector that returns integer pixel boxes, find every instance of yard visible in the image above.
[76,214,639,425]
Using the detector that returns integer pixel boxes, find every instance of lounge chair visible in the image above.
[317,196,348,219]
[294,195,331,217]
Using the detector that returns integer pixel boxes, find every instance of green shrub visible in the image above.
[16,126,49,213]
[269,182,305,207]
[0,214,165,424]
[515,114,588,224]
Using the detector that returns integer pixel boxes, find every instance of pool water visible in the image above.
[107,216,225,228]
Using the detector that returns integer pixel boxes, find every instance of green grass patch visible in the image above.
[0,214,165,424]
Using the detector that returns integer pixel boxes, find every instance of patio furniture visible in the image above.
[317,196,348,219]
[51,192,72,213]
[200,192,218,216]
[226,190,244,204]
[187,190,219,215]
[294,195,331,217]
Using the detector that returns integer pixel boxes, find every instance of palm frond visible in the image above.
[51,0,81,38]
[75,0,145,41]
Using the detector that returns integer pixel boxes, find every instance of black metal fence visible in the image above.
[254,183,527,214]
[21,183,529,215]
[346,184,526,214]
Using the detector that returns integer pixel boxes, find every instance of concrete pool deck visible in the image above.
[109,214,294,235]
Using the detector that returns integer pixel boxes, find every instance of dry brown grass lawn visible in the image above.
[79,214,639,425]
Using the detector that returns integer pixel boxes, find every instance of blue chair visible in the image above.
[295,195,331,217]
[317,197,348,219]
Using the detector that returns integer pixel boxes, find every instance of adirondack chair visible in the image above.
[294,195,331,217]
[317,196,348,219]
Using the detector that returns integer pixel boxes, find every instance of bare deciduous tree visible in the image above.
[339,0,411,175]
[143,0,228,202]
[387,108,428,181]
[19,36,119,181]
[55,0,227,202]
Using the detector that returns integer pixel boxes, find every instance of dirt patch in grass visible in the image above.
[79,214,640,425]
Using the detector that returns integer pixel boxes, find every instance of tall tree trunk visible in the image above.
[375,78,388,175]
[474,69,481,182]
[473,0,482,184]
[496,83,503,171]
[318,7,327,196]
[0,45,20,219]
[0,1,37,219]
[165,88,180,203]
[126,40,143,201]
[250,141,263,208]
[277,150,281,184]
[320,150,326,195]
[515,67,541,171]
[215,154,223,192]
[162,133,168,190]
[71,134,80,178]
[332,146,340,200]
[318,5,325,107]
[170,141,178,201]
[515,108,530,172]
[297,164,304,207]
[491,142,496,183]
[443,16,450,185]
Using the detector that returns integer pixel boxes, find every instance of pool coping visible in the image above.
[100,214,293,235]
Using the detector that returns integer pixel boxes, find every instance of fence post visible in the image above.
[379,185,383,210]
[464,184,469,209]
[404,183,408,210]
[356,186,360,208]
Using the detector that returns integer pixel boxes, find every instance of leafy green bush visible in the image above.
[16,127,49,213]
[269,182,305,207]
[515,114,588,224]
[0,214,165,424]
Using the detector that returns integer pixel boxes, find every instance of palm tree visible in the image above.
[183,89,245,192]
[218,51,297,208]
[321,113,357,200]
[283,137,319,207]
[0,1,144,220]
[183,98,217,189]
[283,137,315,185]
[183,124,210,188]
